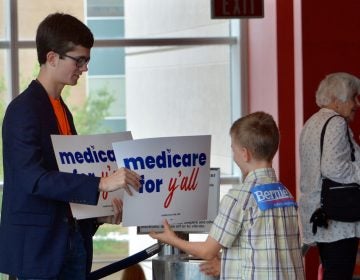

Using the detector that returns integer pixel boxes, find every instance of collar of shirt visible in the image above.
[243,167,278,185]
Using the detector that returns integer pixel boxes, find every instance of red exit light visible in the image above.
[211,0,264,18]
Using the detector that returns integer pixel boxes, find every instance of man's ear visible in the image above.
[47,51,58,67]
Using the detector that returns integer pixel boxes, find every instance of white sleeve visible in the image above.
[321,117,360,184]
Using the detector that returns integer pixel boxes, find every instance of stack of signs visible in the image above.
[51,133,212,228]
[51,132,132,219]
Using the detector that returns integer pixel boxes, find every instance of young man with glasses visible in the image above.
[0,13,141,280]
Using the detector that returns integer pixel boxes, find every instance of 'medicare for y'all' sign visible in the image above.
[51,132,132,219]
[137,167,220,234]
[112,135,211,227]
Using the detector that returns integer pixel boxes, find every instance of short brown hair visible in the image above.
[36,13,94,65]
[230,111,279,162]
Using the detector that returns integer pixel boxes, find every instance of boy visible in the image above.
[150,111,304,279]
[0,13,140,280]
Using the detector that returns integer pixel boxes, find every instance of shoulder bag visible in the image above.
[310,115,360,234]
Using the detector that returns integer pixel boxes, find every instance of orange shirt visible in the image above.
[49,96,72,135]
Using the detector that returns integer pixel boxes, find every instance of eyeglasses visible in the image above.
[59,54,90,68]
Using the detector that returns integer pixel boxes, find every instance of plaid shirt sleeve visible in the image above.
[209,188,249,248]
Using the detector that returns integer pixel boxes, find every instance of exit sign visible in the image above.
[211,0,264,18]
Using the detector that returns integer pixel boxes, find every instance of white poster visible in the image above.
[51,132,132,219]
[112,135,211,226]
[137,167,220,233]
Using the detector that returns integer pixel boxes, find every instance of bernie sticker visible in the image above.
[251,183,297,211]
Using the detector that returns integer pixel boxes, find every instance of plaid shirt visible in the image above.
[209,168,304,280]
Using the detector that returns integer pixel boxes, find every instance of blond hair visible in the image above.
[230,111,279,162]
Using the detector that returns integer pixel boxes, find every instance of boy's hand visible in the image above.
[199,254,221,277]
[149,219,177,244]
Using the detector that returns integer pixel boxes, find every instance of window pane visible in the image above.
[0,50,8,280]
[88,76,126,117]
[17,0,86,40]
[0,0,6,39]
[88,19,124,39]
[89,47,125,75]
[91,224,128,279]
[88,76,126,133]
[125,44,232,174]
[124,0,230,38]
[0,49,9,182]
[87,0,124,17]
[18,49,38,91]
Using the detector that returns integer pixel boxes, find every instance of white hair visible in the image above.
[315,72,360,107]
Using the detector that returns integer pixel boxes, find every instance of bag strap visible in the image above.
[320,115,355,168]
[313,115,356,231]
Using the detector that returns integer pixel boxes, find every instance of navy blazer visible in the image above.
[0,80,101,278]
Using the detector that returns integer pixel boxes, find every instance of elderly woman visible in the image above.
[299,72,360,279]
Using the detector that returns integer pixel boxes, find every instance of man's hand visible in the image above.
[97,198,123,224]
[99,167,141,195]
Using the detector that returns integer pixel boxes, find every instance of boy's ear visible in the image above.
[241,147,251,162]
[47,51,58,67]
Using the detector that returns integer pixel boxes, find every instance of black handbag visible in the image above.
[310,115,360,234]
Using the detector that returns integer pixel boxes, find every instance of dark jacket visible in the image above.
[0,80,100,278]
